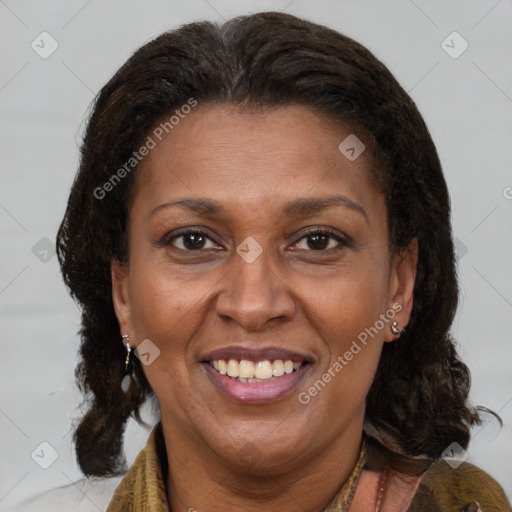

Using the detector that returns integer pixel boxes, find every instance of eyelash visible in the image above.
[162,227,350,253]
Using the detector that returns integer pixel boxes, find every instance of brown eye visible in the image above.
[292,229,349,252]
[304,232,330,250]
[165,229,219,251]
[180,232,207,250]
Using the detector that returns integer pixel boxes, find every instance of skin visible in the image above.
[111,103,418,512]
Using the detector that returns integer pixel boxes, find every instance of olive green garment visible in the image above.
[106,423,511,512]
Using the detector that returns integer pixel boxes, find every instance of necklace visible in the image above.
[374,465,389,512]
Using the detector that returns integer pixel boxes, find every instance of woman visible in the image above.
[26,11,510,512]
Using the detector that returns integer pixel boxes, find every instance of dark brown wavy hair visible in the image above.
[57,11,487,477]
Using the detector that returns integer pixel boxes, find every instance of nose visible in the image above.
[215,245,296,332]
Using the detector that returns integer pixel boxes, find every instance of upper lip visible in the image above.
[201,345,315,363]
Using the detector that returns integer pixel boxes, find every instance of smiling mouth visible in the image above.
[206,359,306,383]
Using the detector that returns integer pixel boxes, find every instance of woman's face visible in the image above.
[112,103,417,472]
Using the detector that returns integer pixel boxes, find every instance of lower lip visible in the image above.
[202,362,311,404]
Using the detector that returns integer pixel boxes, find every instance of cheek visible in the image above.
[308,269,387,402]
[313,265,387,342]
[129,256,209,337]
[126,261,202,386]
[127,266,204,415]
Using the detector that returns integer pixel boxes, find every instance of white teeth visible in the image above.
[254,360,273,379]
[272,360,284,376]
[226,359,239,377]
[284,360,294,374]
[209,358,304,381]
[239,360,255,378]
[218,359,227,375]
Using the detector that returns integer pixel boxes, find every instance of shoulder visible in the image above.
[13,475,124,512]
[409,460,511,512]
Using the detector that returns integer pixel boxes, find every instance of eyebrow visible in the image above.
[148,195,369,224]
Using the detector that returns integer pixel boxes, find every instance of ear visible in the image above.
[111,258,133,341]
[385,238,418,342]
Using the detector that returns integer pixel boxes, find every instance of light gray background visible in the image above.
[1,0,511,510]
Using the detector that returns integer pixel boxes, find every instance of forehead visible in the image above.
[131,103,382,222]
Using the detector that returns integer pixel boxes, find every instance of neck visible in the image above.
[161,415,364,512]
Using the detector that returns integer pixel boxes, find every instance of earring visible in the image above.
[391,321,404,338]
[122,334,132,371]
[121,334,134,393]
